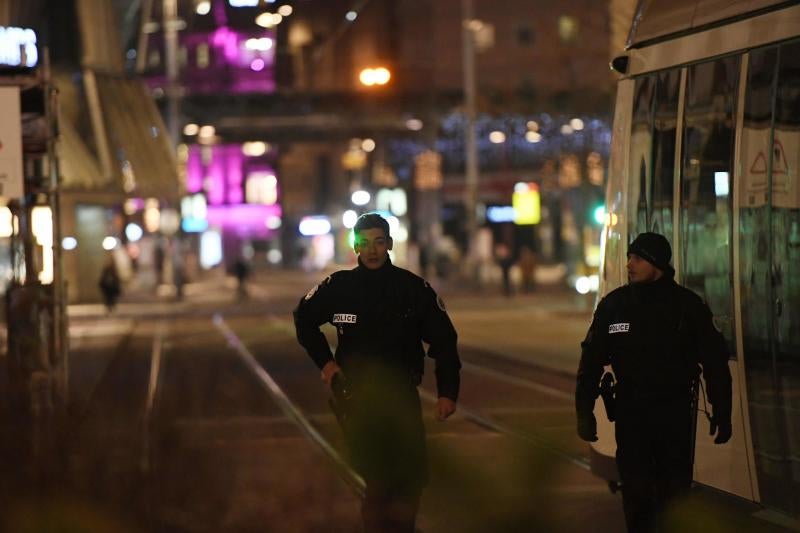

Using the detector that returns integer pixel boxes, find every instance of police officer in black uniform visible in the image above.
[294,213,461,533]
[575,232,732,533]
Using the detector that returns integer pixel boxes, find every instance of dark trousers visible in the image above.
[345,384,426,533]
[615,395,694,533]
[362,482,422,533]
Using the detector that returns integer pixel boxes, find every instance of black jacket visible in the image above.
[576,274,732,421]
[294,258,461,401]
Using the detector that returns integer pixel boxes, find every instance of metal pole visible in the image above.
[44,48,69,406]
[462,0,479,254]
[136,0,155,73]
[163,0,180,148]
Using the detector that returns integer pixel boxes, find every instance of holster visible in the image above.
[329,373,352,428]
[329,396,348,427]
[599,372,616,422]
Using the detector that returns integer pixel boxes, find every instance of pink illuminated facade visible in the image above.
[142,0,283,245]
[142,0,276,95]
[185,144,281,239]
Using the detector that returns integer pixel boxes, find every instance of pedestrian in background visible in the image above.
[294,213,461,533]
[232,256,250,301]
[98,256,121,313]
[575,232,732,533]
[517,245,537,293]
[494,242,514,297]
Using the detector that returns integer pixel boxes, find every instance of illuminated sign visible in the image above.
[0,26,38,68]
[181,193,209,233]
[375,188,408,216]
[486,206,515,223]
[512,182,541,225]
[31,206,53,283]
[200,230,223,269]
[714,171,730,197]
[228,0,259,6]
[299,216,331,236]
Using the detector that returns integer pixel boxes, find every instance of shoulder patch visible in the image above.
[304,285,319,301]
[304,276,331,301]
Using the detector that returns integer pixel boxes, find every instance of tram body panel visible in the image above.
[694,362,756,500]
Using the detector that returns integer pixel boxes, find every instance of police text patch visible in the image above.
[608,322,630,334]
[333,313,357,324]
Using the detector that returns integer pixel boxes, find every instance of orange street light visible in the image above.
[359,67,391,87]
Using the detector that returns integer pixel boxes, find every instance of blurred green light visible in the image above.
[593,205,606,225]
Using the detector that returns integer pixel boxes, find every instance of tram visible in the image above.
[594,0,800,519]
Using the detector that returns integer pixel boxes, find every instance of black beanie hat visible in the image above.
[628,232,673,273]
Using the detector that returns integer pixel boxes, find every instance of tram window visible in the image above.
[680,55,739,354]
[627,68,680,249]
[651,69,680,243]
[628,75,654,239]
[739,46,779,496]
[739,43,800,513]
[739,47,776,360]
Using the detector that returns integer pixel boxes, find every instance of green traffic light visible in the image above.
[593,205,606,225]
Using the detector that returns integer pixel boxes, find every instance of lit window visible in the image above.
[197,43,210,69]
[246,172,278,205]
[0,207,12,237]
[558,15,579,43]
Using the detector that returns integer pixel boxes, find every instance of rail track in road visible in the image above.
[215,313,589,489]
[61,293,612,532]
[208,311,603,531]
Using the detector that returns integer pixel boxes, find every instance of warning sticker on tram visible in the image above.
[749,139,788,175]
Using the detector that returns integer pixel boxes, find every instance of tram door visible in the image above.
[677,55,754,499]
[739,42,800,517]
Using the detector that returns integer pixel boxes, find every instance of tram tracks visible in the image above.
[212,314,366,496]
[210,312,589,497]
[63,306,591,530]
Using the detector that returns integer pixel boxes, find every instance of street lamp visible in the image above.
[359,67,391,87]
[351,190,371,206]
[255,12,283,28]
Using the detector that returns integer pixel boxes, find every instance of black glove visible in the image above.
[710,415,732,444]
[577,413,598,442]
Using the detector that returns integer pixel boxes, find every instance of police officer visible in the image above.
[575,232,732,533]
[294,213,461,533]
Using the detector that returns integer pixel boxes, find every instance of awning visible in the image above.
[94,74,179,202]
[57,114,107,190]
